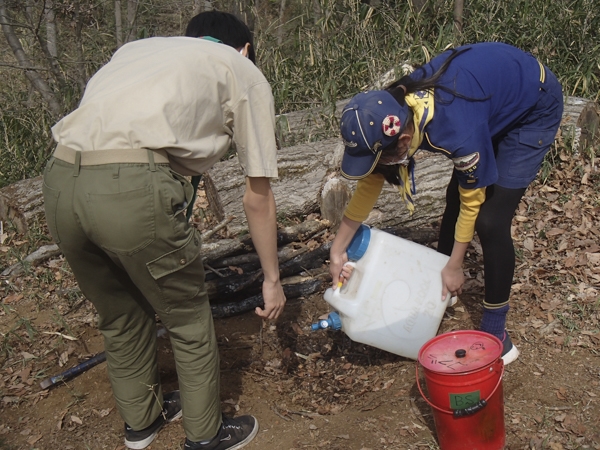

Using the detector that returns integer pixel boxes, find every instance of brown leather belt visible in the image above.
[53,144,170,165]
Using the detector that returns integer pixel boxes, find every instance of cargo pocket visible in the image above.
[42,182,61,245]
[88,184,156,255]
[146,231,204,304]
[507,128,557,179]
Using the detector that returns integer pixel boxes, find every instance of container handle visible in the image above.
[415,361,504,417]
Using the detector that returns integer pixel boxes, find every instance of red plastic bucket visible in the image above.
[416,330,505,450]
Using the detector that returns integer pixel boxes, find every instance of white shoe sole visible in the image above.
[124,409,182,449]
[125,430,161,450]
[229,417,259,450]
[502,344,520,365]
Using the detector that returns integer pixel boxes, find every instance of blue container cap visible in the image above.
[327,311,343,330]
[310,311,343,331]
[346,224,371,260]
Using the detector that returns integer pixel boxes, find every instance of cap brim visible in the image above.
[340,147,382,180]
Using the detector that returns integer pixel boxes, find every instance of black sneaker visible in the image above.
[184,414,259,450]
[124,390,182,449]
[501,331,520,365]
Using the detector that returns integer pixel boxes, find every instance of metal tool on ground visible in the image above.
[39,327,167,390]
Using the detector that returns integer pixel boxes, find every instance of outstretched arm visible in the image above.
[440,186,486,300]
[243,176,286,319]
[441,241,467,300]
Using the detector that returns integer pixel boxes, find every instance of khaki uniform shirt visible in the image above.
[52,36,278,178]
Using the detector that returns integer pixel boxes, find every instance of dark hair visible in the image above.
[374,46,486,186]
[185,11,256,64]
[386,47,476,105]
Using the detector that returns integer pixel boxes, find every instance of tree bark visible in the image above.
[277,0,286,46]
[453,0,464,34]
[73,0,86,93]
[44,0,57,58]
[206,137,453,234]
[126,0,138,42]
[0,0,62,118]
[115,0,123,48]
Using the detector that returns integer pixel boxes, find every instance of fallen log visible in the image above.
[1,243,61,278]
[201,219,329,270]
[0,97,594,236]
[211,274,327,319]
[205,241,332,301]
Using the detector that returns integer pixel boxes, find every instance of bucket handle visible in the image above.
[415,361,504,418]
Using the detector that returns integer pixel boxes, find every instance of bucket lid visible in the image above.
[346,224,371,260]
[418,330,503,374]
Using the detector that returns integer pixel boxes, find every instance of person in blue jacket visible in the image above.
[331,42,563,364]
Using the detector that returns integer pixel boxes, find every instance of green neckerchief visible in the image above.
[200,36,222,43]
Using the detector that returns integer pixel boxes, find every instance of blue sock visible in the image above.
[480,304,509,341]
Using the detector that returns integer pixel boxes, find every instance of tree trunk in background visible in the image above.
[44,0,57,58]
[126,0,138,42]
[115,0,123,48]
[277,0,286,46]
[453,0,464,34]
[231,0,249,25]
[195,0,213,14]
[0,0,63,118]
[25,0,34,18]
[73,0,87,93]
[243,1,254,31]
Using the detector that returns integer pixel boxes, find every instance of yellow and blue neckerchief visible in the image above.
[398,89,434,214]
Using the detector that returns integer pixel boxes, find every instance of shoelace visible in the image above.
[222,421,243,430]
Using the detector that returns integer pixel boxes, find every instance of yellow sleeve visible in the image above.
[455,186,486,242]
[343,173,385,222]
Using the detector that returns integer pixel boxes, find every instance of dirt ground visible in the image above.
[1,147,599,450]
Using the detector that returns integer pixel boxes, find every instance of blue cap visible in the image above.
[339,90,409,180]
[310,312,343,331]
[346,224,371,261]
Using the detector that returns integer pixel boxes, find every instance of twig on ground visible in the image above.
[202,216,234,240]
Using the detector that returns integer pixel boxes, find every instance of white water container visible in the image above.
[323,224,452,360]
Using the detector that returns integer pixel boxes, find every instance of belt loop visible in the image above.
[147,149,156,172]
[73,151,81,177]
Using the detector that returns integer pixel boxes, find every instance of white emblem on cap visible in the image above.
[382,115,401,137]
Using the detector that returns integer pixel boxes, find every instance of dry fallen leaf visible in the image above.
[26,435,42,445]
[58,351,69,367]
[93,408,113,418]
[3,293,24,304]
[71,415,83,425]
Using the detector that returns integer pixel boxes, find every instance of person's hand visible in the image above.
[339,263,354,286]
[255,279,286,320]
[441,263,464,301]
[329,251,349,289]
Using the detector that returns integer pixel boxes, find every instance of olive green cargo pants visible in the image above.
[42,150,221,441]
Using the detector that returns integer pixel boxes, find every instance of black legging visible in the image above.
[437,171,526,306]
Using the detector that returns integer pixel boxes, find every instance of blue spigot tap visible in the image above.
[311,312,342,331]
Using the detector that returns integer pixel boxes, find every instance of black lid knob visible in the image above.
[455,349,467,358]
